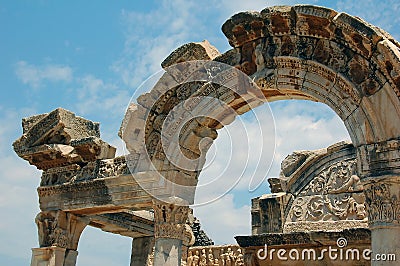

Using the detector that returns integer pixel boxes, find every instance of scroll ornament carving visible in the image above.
[288,160,367,223]
[364,181,400,226]
[153,201,190,240]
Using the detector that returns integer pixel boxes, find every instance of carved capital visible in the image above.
[363,176,400,228]
[35,210,88,250]
[152,199,190,240]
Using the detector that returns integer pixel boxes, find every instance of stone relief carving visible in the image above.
[284,158,368,232]
[364,180,400,227]
[40,156,130,186]
[186,246,245,266]
[190,217,214,246]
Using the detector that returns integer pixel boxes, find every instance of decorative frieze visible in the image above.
[187,245,244,266]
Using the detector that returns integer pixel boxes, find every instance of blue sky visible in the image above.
[1,0,399,265]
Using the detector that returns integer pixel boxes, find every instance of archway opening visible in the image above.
[193,99,350,244]
[77,227,132,266]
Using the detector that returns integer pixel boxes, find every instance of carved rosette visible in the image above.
[363,177,400,228]
[153,200,191,241]
[35,210,87,250]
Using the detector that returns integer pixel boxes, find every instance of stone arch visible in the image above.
[122,4,400,194]
[120,5,400,264]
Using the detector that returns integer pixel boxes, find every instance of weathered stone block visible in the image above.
[161,40,220,68]
[13,108,115,171]
[14,108,100,152]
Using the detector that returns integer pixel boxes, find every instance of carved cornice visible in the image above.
[357,138,400,177]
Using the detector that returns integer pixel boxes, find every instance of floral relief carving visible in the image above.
[287,160,367,224]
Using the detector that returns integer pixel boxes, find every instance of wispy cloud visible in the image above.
[73,74,130,120]
[112,0,213,88]
[336,0,400,39]
[15,61,73,88]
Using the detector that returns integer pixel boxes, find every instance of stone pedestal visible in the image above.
[130,236,155,266]
[31,247,78,266]
[364,176,400,266]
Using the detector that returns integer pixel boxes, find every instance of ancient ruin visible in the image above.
[13,4,400,266]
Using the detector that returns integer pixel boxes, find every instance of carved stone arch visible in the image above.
[219,5,400,176]
[122,4,400,195]
[120,5,400,264]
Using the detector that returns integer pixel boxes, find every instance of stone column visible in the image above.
[31,210,88,266]
[364,176,400,266]
[130,236,155,266]
[152,199,191,266]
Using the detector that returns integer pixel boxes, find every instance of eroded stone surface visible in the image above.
[13,108,115,171]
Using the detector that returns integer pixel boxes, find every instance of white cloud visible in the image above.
[112,0,224,89]
[77,227,132,266]
[15,61,73,88]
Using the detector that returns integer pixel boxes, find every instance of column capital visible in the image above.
[363,175,400,228]
[152,199,191,241]
[35,210,88,250]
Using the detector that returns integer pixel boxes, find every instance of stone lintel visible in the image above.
[38,175,154,213]
[89,211,154,237]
